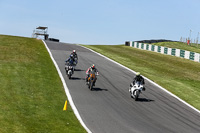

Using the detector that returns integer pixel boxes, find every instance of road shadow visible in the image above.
[136,98,154,102]
[74,69,85,71]
[92,87,108,91]
[70,77,85,80]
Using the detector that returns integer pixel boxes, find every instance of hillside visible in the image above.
[0,35,86,133]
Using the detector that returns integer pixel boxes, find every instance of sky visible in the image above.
[0,0,200,45]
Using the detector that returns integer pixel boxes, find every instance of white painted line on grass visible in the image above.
[42,40,92,133]
[80,45,200,114]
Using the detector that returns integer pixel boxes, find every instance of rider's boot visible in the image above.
[86,77,89,85]
[94,79,97,86]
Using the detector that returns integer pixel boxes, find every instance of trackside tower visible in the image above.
[32,26,49,40]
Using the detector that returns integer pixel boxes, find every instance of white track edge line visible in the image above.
[42,40,92,133]
[79,45,200,114]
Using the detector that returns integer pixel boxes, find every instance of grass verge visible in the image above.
[84,44,200,110]
[0,35,87,133]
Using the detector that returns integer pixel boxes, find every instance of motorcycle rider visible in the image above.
[72,50,78,58]
[70,50,78,65]
[86,64,99,86]
[65,54,74,64]
[130,72,145,91]
[65,54,75,73]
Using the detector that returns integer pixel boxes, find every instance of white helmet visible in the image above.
[73,50,76,53]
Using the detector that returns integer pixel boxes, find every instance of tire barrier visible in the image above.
[48,38,59,42]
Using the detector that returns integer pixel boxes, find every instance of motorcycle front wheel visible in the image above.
[90,81,93,91]
[135,90,139,101]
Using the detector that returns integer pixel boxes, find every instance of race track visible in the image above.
[45,40,200,133]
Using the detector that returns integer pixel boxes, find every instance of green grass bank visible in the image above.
[84,44,200,110]
[0,35,86,133]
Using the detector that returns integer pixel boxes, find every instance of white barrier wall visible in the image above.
[168,48,172,55]
[129,42,200,63]
[185,51,190,59]
[175,49,180,57]
[144,44,147,50]
[161,47,164,54]
[155,45,158,52]
[194,53,200,62]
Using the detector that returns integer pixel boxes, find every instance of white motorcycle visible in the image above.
[129,82,145,101]
[65,63,74,79]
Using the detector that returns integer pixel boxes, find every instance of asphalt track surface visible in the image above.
[45,41,200,133]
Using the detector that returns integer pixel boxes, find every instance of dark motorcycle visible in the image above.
[74,57,78,66]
